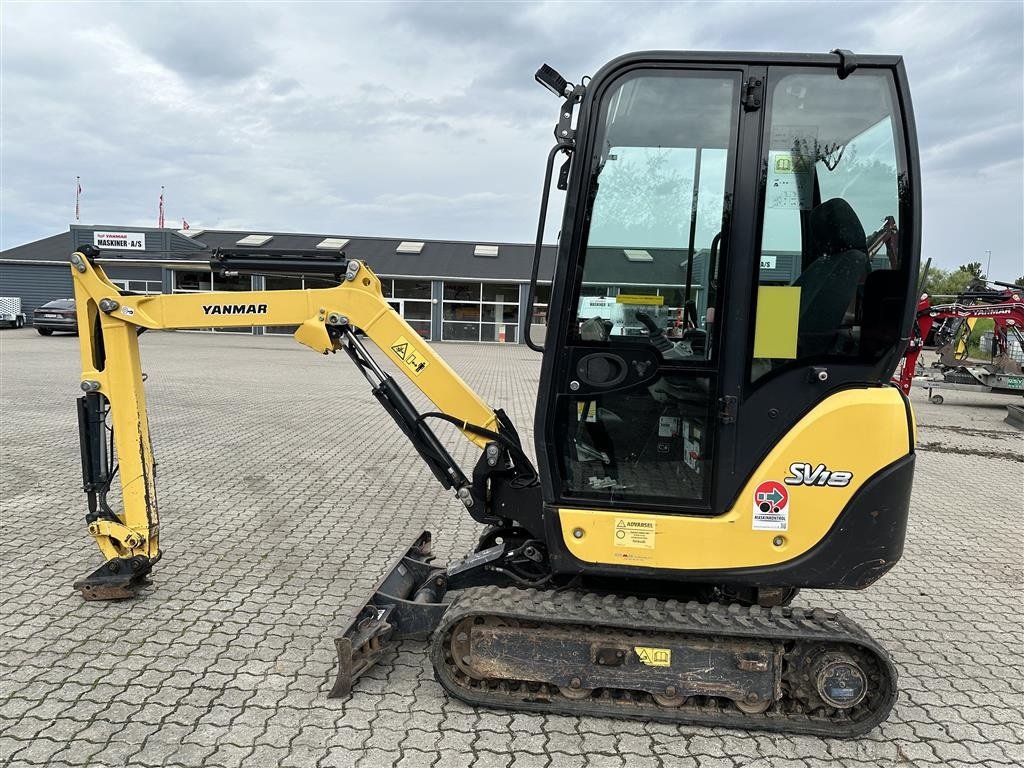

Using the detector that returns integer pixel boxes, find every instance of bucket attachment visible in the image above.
[330,531,449,697]
[73,555,153,601]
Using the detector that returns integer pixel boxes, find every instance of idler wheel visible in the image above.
[814,654,867,709]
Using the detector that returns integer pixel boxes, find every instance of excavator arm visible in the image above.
[68,246,535,599]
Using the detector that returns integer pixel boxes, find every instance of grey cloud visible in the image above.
[112,4,275,83]
[1,1,1021,277]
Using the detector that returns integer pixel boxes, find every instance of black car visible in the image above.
[33,299,78,335]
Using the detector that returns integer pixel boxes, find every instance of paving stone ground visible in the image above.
[1,328,1021,768]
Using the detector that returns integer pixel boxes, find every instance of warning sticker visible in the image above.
[614,517,655,549]
[766,150,813,210]
[752,480,789,531]
[390,335,429,377]
[635,646,672,667]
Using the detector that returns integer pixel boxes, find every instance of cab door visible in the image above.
[537,61,750,516]
[536,52,919,562]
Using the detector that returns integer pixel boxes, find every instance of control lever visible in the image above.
[635,311,673,354]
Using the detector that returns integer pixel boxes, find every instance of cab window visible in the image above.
[572,71,738,363]
[558,69,739,509]
[752,70,909,382]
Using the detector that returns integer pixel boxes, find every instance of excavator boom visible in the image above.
[69,246,535,598]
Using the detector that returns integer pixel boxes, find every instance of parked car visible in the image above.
[33,299,78,335]
[0,297,27,328]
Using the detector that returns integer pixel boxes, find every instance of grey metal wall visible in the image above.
[70,226,205,255]
[0,264,74,323]
[104,266,163,282]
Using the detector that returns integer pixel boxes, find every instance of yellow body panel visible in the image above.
[559,388,910,570]
[752,285,801,359]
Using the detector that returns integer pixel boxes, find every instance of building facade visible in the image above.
[0,225,560,344]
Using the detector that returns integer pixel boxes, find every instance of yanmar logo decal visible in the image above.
[784,462,853,488]
[202,304,268,316]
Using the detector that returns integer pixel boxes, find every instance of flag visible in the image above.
[181,219,189,230]
[75,177,82,221]
[158,186,165,228]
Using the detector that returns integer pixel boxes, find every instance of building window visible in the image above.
[171,270,212,292]
[392,279,431,300]
[441,281,519,343]
[531,283,552,327]
[443,281,478,301]
[383,279,432,340]
[110,279,162,295]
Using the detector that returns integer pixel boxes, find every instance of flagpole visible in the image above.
[158,186,165,228]
[75,176,81,222]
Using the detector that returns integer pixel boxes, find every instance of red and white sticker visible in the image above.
[752,480,789,531]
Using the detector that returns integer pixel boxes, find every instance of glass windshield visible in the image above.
[555,69,739,511]
[573,70,739,361]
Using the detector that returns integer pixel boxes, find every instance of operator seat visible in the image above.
[795,197,870,356]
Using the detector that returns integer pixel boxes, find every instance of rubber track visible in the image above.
[429,585,897,737]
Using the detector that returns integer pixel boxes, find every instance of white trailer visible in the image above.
[0,297,26,328]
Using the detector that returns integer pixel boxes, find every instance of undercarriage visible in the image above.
[331,533,897,737]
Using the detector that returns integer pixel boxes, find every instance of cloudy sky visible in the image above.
[2,1,1021,277]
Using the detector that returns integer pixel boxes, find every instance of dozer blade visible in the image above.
[72,555,153,601]
[330,531,449,698]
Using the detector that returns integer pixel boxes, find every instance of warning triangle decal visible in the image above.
[391,342,408,360]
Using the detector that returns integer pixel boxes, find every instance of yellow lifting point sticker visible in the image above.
[614,517,655,549]
[635,646,672,667]
[390,335,429,377]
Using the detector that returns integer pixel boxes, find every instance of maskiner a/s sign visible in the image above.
[93,232,146,250]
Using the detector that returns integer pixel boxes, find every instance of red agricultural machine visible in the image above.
[893,279,1024,404]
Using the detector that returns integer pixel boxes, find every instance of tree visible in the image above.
[919,265,981,298]
[958,262,985,279]
[589,148,693,246]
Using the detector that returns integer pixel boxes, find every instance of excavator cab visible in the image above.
[533,52,919,588]
[66,50,920,736]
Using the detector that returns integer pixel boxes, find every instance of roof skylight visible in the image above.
[236,234,273,247]
[317,238,349,250]
[624,249,653,262]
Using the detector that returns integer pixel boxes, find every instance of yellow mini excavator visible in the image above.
[68,50,920,736]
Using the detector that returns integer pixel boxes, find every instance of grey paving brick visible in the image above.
[509,754,552,768]
[321,746,362,768]
[356,748,403,768]
[472,751,514,768]
[0,333,1021,768]
[245,743,293,766]
[47,738,108,767]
